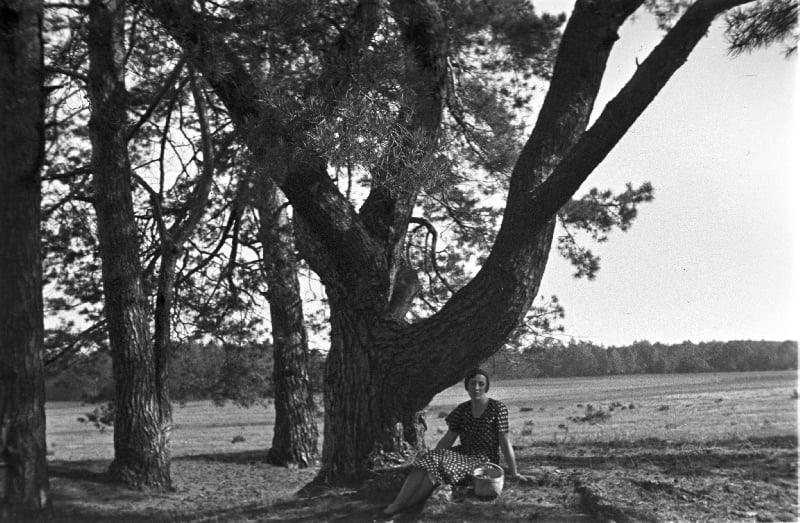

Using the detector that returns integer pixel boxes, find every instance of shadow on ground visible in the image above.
[35,435,798,522]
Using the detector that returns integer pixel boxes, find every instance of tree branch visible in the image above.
[169,67,216,247]
[135,0,388,300]
[360,0,450,248]
[44,321,107,367]
[42,165,91,181]
[126,56,187,142]
[408,216,455,294]
[381,0,646,398]
[44,65,88,83]
[177,201,237,287]
[526,0,754,224]
[318,0,383,106]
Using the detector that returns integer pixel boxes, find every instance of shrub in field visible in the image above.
[167,342,273,405]
[568,404,611,424]
[169,341,325,404]
[521,420,535,437]
[554,423,569,443]
[79,401,115,431]
[45,350,114,402]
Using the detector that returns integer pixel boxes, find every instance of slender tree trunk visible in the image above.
[256,179,319,468]
[150,67,214,459]
[87,0,172,490]
[152,250,178,399]
[0,0,51,517]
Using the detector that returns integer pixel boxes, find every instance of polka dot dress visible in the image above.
[413,398,509,486]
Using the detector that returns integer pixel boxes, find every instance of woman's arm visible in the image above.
[498,432,519,475]
[499,432,532,481]
[435,430,458,450]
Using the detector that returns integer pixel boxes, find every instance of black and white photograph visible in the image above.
[2,0,796,521]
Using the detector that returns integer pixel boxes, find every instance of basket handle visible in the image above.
[483,462,504,475]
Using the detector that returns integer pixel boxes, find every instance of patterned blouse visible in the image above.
[445,398,509,464]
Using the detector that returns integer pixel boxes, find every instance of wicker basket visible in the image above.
[472,463,504,497]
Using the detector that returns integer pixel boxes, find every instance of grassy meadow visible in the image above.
[424,370,798,447]
[45,370,797,462]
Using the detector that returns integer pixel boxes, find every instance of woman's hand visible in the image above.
[507,472,534,484]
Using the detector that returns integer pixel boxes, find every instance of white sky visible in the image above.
[532,1,798,346]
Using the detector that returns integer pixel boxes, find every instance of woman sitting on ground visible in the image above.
[384,368,532,516]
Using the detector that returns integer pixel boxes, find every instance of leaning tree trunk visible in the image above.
[87,0,172,490]
[0,0,51,517]
[256,178,319,468]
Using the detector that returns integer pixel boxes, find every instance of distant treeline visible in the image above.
[46,342,323,404]
[483,339,798,380]
[47,339,797,402]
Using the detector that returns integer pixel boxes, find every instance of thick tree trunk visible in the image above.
[0,0,51,517]
[319,306,410,483]
[87,0,172,490]
[316,217,556,484]
[256,179,319,468]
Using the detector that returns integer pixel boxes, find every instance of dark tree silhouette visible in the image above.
[0,0,52,518]
[255,178,319,468]
[87,0,172,490]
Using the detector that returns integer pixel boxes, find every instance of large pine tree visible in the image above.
[134,0,780,483]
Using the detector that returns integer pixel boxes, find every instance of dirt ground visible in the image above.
[39,434,797,522]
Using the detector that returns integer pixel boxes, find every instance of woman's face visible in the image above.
[466,375,488,400]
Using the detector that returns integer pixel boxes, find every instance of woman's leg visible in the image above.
[402,471,436,508]
[384,468,434,515]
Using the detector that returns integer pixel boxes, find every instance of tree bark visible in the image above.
[87,0,172,490]
[319,302,410,481]
[0,0,51,517]
[256,178,319,469]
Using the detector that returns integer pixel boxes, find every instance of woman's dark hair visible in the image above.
[463,368,490,392]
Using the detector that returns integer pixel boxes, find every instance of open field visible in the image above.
[46,371,799,462]
[425,371,799,446]
[33,371,800,521]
